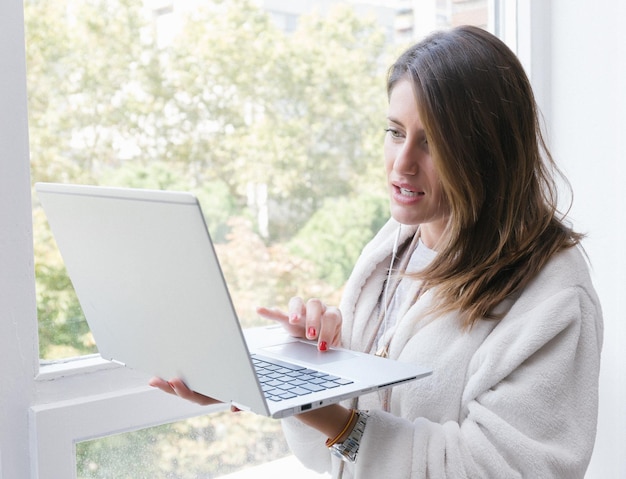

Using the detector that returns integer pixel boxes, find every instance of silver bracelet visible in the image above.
[329,410,369,463]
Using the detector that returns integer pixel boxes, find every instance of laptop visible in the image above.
[35,182,431,418]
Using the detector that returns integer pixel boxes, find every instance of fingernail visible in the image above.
[290,313,300,323]
[319,341,328,351]
[308,327,316,338]
[168,381,176,390]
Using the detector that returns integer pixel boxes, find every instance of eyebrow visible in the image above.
[386,116,409,130]
[387,116,427,135]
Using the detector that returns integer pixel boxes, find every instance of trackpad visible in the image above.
[261,341,356,365]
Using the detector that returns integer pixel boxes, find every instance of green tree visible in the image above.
[162,1,389,238]
[289,191,389,288]
[26,0,155,183]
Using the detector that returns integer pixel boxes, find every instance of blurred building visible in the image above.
[260,0,488,42]
[148,0,489,46]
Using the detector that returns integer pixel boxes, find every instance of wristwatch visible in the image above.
[329,410,369,463]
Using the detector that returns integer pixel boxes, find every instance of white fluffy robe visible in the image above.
[282,219,603,478]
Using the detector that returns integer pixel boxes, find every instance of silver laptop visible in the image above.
[36,182,431,418]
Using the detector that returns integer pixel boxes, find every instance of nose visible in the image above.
[393,143,420,176]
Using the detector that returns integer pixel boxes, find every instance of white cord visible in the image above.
[381,225,402,342]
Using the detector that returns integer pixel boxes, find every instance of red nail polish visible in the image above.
[308,327,316,338]
[319,341,328,351]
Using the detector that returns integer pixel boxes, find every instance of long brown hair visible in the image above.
[388,25,583,327]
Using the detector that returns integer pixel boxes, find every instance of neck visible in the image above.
[419,221,446,251]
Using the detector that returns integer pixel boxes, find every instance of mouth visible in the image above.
[394,183,424,198]
[399,187,422,198]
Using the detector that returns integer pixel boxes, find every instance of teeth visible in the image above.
[400,187,419,197]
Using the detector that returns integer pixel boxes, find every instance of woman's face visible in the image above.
[384,78,449,248]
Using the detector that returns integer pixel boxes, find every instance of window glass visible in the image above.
[28,0,490,361]
[76,411,289,478]
[27,0,393,360]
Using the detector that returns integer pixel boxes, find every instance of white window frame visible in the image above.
[30,359,216,478]
[0,1,533,477]
[509,0,553,135]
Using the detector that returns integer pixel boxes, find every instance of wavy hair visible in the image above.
[388,25,583,327]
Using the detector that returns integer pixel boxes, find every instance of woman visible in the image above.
[151,26,603,478]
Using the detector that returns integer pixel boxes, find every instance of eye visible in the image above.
[384,127,404,139]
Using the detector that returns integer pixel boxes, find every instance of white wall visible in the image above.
[547,1,626,477]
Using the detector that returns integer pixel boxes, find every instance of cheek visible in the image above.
[432,181,450,214]
[424,160,441,187]
[425,164,447,203]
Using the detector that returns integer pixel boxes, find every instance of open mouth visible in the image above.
[397,185,424,198]
[399,187,422,198]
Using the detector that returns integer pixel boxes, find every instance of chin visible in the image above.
[390,210,421,226]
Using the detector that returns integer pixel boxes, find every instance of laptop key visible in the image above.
[278,391,297,399]
[287,386,312,396]
[335,378,354,385]
[301,383,325,393]
[252,355,306,371]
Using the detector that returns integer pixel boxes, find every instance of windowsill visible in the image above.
[36,353,121,381]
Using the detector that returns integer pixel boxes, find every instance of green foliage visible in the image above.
[289,191,389,288]
[25,0,152,184]
[160,1,389,237]
[33,207,95,358]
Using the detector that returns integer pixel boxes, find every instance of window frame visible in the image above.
[0,1,526,477]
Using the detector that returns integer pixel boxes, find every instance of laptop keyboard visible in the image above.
[251,355,354,403]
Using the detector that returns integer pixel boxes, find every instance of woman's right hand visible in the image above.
[256,297,342,351]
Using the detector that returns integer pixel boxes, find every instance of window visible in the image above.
[1,0,508,477]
